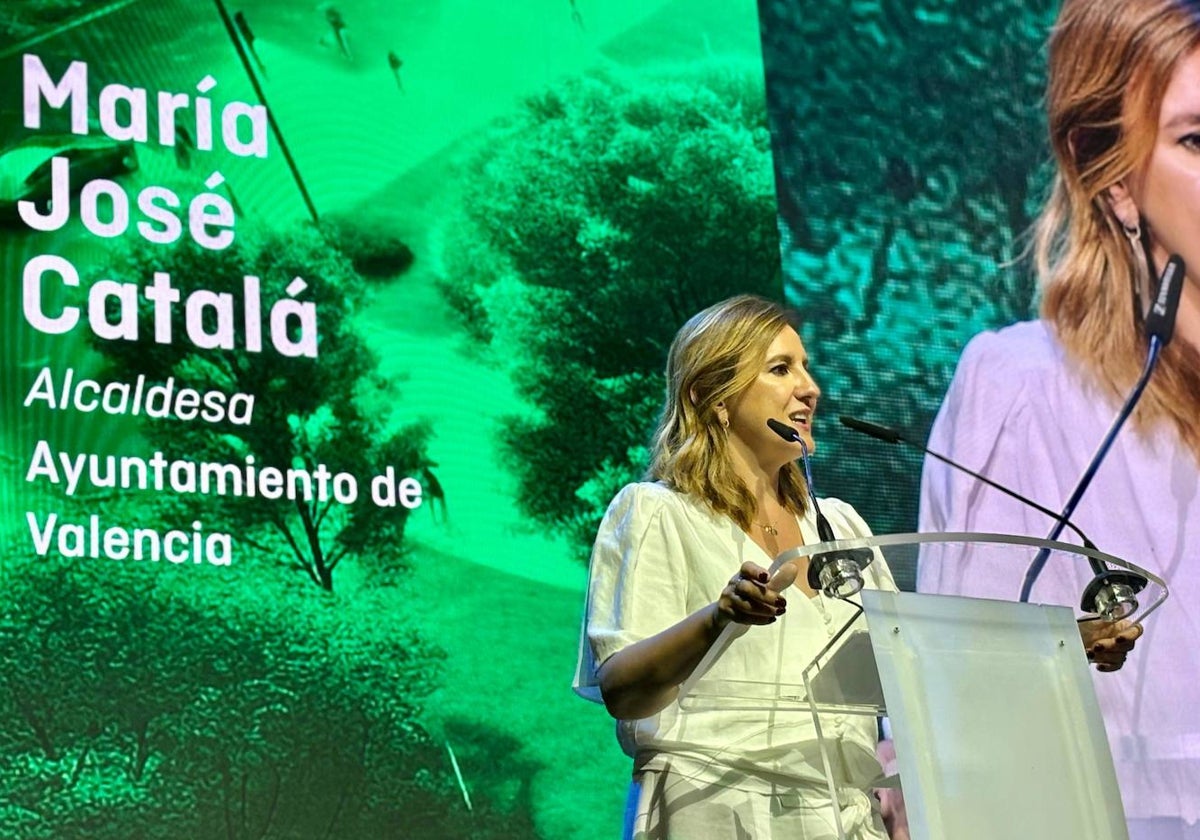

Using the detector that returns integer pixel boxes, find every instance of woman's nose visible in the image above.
[795,371,820,399]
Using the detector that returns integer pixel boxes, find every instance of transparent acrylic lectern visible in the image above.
[676,532,1167,840]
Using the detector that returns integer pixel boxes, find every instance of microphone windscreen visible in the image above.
[766,418,800,442]
[1146,255,1185,346]
[839,415,902,444]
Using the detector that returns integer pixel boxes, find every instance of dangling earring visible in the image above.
[1123,219,1146,301]
[715,402,729,430]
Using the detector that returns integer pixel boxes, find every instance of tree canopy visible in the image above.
[93,225,431,590]
[443,64,784,546]
[0,542,530,839]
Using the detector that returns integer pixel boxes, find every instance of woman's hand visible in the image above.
[1079,618,1142,672]
[599,559,789,719]
[713,561,788,631]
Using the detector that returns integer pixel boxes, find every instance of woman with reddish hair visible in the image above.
[921,1,1200,836]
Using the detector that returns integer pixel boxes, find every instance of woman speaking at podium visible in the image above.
[575,295,897,839]
[920,1,1200,837]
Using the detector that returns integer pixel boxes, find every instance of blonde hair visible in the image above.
[648,295,808,529]
[1036,0,1200,459]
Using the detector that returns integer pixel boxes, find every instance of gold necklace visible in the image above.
[759,522,778,536]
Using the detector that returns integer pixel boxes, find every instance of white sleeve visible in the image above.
[572,484,691,702]
[916,325,1086,601]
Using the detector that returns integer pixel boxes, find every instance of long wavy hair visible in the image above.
[648,295,809,530]
[1036,0,1200,459]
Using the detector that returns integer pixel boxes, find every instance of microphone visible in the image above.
[842,412,1136,617]
[766,419,872,597]
[1019,254,1184,617]
[1145,254,1185,345]
[766,417,803,444]
[839,415,1099,551]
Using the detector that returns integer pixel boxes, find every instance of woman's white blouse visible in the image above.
[574,482,897,792]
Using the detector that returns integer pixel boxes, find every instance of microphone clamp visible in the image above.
[766,418,869,599]
[1080,569,1146,622]
[808,546,873,598]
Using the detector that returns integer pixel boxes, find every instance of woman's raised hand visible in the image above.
[714,561,788,629]
[1080,618,1143,672]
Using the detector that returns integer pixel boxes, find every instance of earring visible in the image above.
[1123,219,1146,300]
[721,416,729,429]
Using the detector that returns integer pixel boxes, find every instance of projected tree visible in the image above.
[0,547,531,839]
[92,226,430,590]
[443,66,782,546]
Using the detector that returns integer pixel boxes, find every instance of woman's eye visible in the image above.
[1180,133,1200,152]
[771,364,789,375]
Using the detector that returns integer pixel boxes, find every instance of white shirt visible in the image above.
[919,320,1200,823]
[574,481,898,793]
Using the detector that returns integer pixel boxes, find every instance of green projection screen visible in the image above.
[1,0,781,836]
[1,0,1072,835]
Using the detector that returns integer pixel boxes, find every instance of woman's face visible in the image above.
[725,325,820,469]
[1121,45,1200,289]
